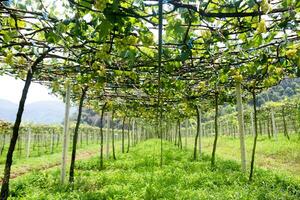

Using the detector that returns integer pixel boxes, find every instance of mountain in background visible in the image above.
[0,99,75,124]
[256,78,300,106]
[0,99,17,122]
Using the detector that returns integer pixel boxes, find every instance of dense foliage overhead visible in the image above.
[0,0,299,120]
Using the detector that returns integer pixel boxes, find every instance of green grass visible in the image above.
[8,139,300,199]
[0,143,100,180]
[0,139,125,179]
[185,134,300,180]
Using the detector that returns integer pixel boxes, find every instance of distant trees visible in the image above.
[256,78,300,106]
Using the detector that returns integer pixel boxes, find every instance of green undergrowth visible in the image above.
[0,143,100,179]
[186,134,300,179]
[9,139,300,200]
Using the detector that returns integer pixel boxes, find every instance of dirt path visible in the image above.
[0,149,99,183]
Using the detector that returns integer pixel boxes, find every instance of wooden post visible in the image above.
[236,82,246,172]
[199,109,202,158]
[17,135,21,158]
[80,129,83,148]
[37,134,40,156]
[26,128,31,158]
[56,133,60,147]
[210,121,213,136]
[0,134,6,156]
[138,120,140,143]
[61,82,71,184]
[106,114,110,158]
[51,130,54,154]
[112,111,116,160]
[185,119,188,149]
[250,112,255,136]
[132,119,135,146]
[271,109,278,140]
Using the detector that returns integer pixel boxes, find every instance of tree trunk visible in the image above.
[270,114,274,137]
[175,122,178,146]
[282,107,290,140]
[100,102,107,169]
[127,118,131,153]
[236,82,246,172]
[0,51,49,200]
[69,87,87,183]
[121,116,125,153]
[267,117,271,139]
[61,82,71,184]
[249,88,258,181]
[112,111,116,160]
[211,92,219,169]
[194,105,201,160]
[177,120,182,149]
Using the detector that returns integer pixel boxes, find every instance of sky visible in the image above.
[0,75,61,104]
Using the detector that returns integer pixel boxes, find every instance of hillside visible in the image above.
[256,77,300,106]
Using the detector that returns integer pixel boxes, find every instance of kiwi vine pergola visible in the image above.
[0,0,299,199]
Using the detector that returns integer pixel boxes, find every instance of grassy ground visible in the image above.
[9,139,300,199]
[0,143,89,164]
[1,133,299,183]
[184,134,300,180]
[0,144,100,181]
[0,140,124,181]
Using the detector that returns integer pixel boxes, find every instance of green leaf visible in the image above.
[97,20,112,41]
[45,31,60,43]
